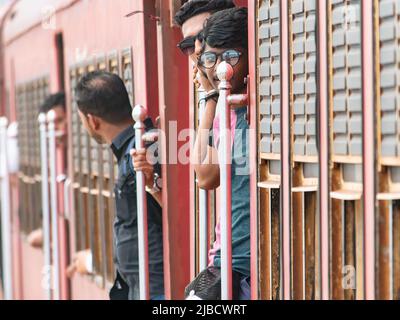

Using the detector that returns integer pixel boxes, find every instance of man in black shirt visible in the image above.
[74,71,164,300]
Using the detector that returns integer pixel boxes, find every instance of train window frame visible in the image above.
[16,76,49,237]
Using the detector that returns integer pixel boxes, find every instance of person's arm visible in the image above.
[192,72,220,190]
[130,148,162,207]
[192,99,220,190]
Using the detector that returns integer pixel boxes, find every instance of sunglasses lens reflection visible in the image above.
[178,36,196,56]
[181,46,195,56]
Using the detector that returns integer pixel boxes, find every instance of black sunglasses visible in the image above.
[177,36,196,56]
[177,32,203,56]
[198,49,242,69]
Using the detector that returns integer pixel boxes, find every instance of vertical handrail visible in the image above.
[317,0,330,300]
[0,117,13,300]
[38,113,51,300]
[280,0,291,301]
[132,105,150,300]
[198,190,208,272]
[362,0,375,300]
[197,88,209,272]
[47,110,60,300]
[216,61,233,300]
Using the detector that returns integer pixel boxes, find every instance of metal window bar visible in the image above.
[197,87,209,273]
[132,105,150,300]
[47,110,60,300]
[38,113,51,300]
[0,117,13,300]
[216,61,233,300]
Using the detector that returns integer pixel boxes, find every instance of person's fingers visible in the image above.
[142,132,158,142]
[133,158,150,165]
[133,155,146,162]
[132,155,148,164]
[133,161,153,171]
[131,148,146,156]
[133,163,153,173]
[136,148,146,155]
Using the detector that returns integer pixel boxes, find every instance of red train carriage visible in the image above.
[0,0,398,300]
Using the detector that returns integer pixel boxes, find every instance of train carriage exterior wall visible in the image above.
[0,0,398,300]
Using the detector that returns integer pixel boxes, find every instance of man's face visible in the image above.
[77,110,107,144]
[201,44,248,94]
[181,12,211,62]
[52,105,66,147]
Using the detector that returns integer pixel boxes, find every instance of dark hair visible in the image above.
[174,0,235,27]
[201,7,248,49]
[39,92,65,114]
[75,71,132,125]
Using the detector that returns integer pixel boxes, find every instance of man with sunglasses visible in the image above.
[186,7,251,300]
[175,0,236,90]
[175,1,238,193]
[175,0,235,61]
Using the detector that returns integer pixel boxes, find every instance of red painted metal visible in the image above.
[234,0,248,7]
[317,0,330,300]
[361,0,375,301]
[188,60,196,281]
[50,30,70,300]
[156,0,190,300]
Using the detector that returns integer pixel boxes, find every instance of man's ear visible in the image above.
[86,114,101,131]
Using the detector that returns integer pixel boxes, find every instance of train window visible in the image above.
[108,51,119,75]
[121,48,134,107]
[95,54,115,284]
[328,0,363,300]
[257,0,282,300]
[376,0,400,300]
[16,77,49,236]
[69,49,136,287]
[96,55,107,72]
[290,0,319,300]
[70,67,85,251]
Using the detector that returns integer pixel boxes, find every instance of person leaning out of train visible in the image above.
[72,71,164,300]
[174,0,236,80]
[27,92,66,249]
[186,7,251,300]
